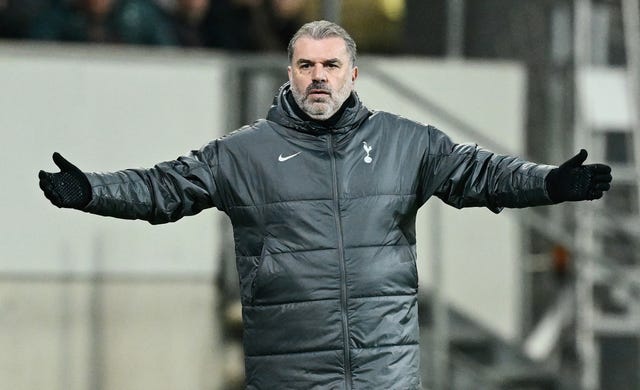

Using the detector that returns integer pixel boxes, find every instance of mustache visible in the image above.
[306,82,331,94]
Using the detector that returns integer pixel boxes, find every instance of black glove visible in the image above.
[38,152,92,209]
[546,149,612,203]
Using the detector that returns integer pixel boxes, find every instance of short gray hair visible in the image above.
[287,20,357,66]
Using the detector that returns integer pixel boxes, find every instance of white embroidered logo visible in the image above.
[362,142,373,164]
[278,151,301,162]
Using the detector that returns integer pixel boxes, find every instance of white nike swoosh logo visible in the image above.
[278,152,301,162]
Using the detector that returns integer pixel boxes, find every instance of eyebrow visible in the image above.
[296,58,343,66]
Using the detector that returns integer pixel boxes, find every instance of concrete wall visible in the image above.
[0,43,527,389]
[0,280,219,390]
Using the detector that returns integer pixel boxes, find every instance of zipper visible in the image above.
[327,134,352,389]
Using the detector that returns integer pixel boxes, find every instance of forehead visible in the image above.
[291,36,349,62]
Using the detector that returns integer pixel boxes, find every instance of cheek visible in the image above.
[336,74,353,90]
[290,74,309,90]
[290,79,308,98]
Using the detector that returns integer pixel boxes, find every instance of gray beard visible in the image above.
[291,82,352,121]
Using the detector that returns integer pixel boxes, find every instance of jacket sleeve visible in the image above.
[419,126,556,213]
[83,140,224,224]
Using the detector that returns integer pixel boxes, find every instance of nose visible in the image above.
[311,64,327,82]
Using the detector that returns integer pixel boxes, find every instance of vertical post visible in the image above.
[446,0,466,57]
[58,245,72,390]
[88,236,105,390]
[621,0,640,385]
[431,202,449,390]
[573,0,599,389]
[322,0,341,24]
[550,2,574,162]
[622,0,640,210]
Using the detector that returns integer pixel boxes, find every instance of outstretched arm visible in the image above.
[423,128,612,212]
[38,143,223,224]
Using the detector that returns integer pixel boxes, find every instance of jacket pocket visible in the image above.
[398,229,418,263]
[249,238,271,304]
[398,233,419,290]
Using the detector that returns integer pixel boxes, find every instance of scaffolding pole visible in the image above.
[621,0,640,386]
[622,0,640,209]
[573,0,599,389]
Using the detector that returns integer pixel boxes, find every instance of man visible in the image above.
[39,20,612,390]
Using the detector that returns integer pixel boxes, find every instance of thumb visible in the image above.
[561,149,588,169]
[52,152,78,173]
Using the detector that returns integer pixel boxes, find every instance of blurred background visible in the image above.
[1,0,639,389]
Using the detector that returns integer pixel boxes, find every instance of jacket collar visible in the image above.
[266,82,371,135]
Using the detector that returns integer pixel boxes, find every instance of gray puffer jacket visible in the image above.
[84,83,554,389]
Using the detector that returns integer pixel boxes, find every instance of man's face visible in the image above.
[288,36,358,120]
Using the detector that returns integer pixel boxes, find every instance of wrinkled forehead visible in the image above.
[290,36,350,64]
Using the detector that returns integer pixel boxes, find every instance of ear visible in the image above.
[351,66,358,83]
[287,66,292,82]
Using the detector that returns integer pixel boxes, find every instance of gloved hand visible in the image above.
[546,149,612,203]
[38,152,92,209]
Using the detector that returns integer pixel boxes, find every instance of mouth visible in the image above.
[308,89,330,95]
[307,89,331,101]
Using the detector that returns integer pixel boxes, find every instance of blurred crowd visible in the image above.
[0,0,307,51]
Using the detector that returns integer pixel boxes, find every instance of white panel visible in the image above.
[0,45,229,276]
[579,67,632,130]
